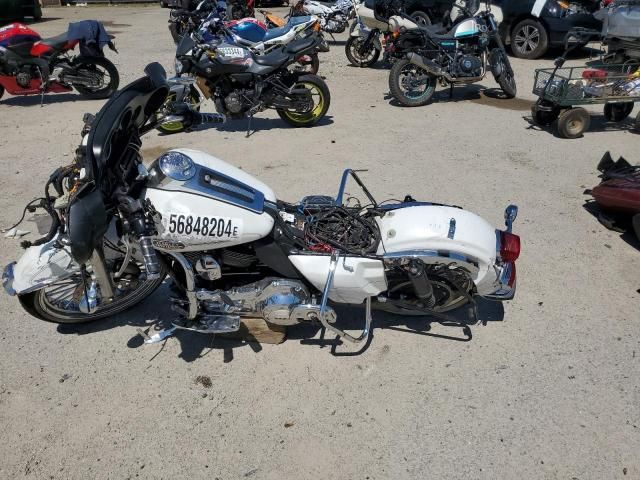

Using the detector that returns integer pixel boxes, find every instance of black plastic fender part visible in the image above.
[68,188,108,264]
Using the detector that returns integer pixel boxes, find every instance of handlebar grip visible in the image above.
[138,236,162,280]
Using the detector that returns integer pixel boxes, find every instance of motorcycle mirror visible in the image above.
[504,205,518,232]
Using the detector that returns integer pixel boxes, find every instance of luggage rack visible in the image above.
[530,28,640,138]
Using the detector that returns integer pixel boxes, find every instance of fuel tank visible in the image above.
[454,18,480,38]
[375,205,498,288]
[143,149,276,252]
[227,18,268,43]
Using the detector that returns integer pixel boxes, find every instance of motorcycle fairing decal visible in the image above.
[183,166,266,214]
[162,213,243,240]
[217,47,248,58]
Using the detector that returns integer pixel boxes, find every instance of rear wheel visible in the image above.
[18,251,166,324]
[557,107,590,138]
[345,36,381,67]
[511,18,548,60]
[389,58,436,107]
[72,57,119,100]
[603,102,634,122]
[277,74,330,127]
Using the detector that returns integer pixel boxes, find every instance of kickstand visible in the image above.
[246,114,253,138]
[329,32,336,42]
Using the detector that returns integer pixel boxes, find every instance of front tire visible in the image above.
[156,87,201,135]
[511,18,548,60]
[388,58,437,107]
[490,48,517,98]
[345,36,381,67]
[72,57,120,100]
[603,102,634,122]
[277,74,330,127]
[557,107,590,139]
[18,265,167,324]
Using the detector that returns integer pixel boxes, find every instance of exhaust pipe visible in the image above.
[406,52,453,82]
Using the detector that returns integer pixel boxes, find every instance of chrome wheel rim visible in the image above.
[399,64,433,99]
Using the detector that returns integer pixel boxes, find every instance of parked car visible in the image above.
[495,0,602,59]
[0,0,42,23]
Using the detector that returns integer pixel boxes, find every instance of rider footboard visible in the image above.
[533,64,640,107]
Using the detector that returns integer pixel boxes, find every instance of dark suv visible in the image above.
[0,0,42,24]
[495,0,602,59]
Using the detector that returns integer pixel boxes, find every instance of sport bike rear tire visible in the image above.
[294,53,320,74]
[72,57,120,100]
[18,259,167,324]
[345,36,380,68]
[389,58,436,107]
[277,74,330,127]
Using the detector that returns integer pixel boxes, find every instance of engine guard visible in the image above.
[3,237,79,296]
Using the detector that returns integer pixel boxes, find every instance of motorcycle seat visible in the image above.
[419,23,448,35]
[285,36,315,54]
[424,29,456,41]
[263,25,292,41]
[40,32,70,49]
[253,49,290,66]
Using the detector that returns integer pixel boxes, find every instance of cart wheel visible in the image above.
[557,107,590,139]
[531,103,560,126]
[604,102,634,122]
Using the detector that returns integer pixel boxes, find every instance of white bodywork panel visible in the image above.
[144,188,275,251]
[288,255,387,304]
[376,206,499,294]
[357,5,392,31]
[10,238,79,295]
[388,15,419,31]
[174,149,277,202]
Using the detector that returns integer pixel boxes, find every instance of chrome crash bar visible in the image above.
[317,251,372,343]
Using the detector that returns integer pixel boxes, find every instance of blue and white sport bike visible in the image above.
[386,0,517,106]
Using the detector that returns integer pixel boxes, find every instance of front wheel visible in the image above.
[71,57,120,100]
[388,58,437,107]
[410,10,431,26]
[18,256,167,324]
[277,74,330,127]
[557,107,590,139]
[531,101,560,126]
[490,48,517,98]
[345,36,381,68]
[155,87,201,135]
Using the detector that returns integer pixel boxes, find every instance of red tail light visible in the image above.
[500,231,520,263]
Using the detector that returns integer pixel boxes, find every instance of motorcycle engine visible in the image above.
[455,54,482,77]
[224,91,247,115]
[324,14,347,33]
[16,69,33,89]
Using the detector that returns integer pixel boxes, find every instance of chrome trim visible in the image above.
[504,204,518,233]
[483,262,516,300]
[167,75,195,86]
[318,251,372,343]
[90,248,114,300]
[3,262,16,296]
[167,252,198,319]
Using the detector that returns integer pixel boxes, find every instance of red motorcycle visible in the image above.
[0,22,119,102]
[588,151,640,241]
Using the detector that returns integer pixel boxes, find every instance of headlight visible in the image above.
[158,151,197,181]
[174,57,184,75]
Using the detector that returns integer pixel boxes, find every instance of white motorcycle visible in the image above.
[291,0,355,36]
[2,65,520,346]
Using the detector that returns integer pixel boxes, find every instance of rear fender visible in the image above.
[3,237,79,296]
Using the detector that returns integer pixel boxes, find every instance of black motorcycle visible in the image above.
[168,0,225,45]
[156,34,330,134]
[386,0,516,107]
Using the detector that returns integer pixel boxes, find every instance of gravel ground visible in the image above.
[0,6,638,480]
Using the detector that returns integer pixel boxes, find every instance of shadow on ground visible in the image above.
[57,282,504,362]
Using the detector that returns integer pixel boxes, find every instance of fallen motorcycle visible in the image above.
[291,0,355,37]
[2,64,520,347]
[587,151,640,241]
[0,22,119,102]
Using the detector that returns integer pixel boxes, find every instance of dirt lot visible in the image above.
[0,5,639,480]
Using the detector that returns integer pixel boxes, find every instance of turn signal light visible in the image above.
[313,21,321,32]
[500,231,520,263]
[392,31,400,38]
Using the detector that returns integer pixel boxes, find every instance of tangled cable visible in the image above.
[304,207,380,255]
